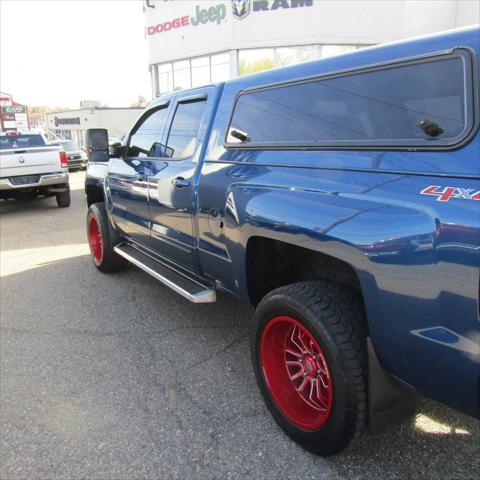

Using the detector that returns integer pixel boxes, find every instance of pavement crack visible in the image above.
[0,326,133,337]
[186,330,250,371]
[146,324,239,337]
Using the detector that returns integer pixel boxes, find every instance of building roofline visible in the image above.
[46,107,145,114]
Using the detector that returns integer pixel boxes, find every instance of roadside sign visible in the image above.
[1,105,29,133]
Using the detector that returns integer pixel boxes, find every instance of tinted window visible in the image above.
[166,100,206,159]
[128,106,169,157]
[0,134,45,150]
[227,55,470,147]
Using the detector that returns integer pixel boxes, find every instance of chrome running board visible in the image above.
[114,243,216,303]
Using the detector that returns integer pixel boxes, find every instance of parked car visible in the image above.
[84,26,480,455]
[51,140,87,170]
[0,132,70,207]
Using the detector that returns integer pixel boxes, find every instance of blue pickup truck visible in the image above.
[84,26,480,455]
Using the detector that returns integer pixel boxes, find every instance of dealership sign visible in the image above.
[0,104,29,133]
[2,106,25,114]
[232,0,250,19]
[54,116,81,127]
[146,0,313,36]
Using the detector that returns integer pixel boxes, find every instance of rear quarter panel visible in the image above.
[197,28,480,418]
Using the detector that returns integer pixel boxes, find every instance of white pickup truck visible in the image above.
[0,132,70,207]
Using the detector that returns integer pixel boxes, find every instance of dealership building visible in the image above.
[45,106,144,147]
[144,0,479,98]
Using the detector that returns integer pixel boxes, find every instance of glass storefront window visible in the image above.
[239,48,275,76]
[158,63,173,94]
[173,60,191,91]
[53,129,72,141]
[321,45,357,58]
[275,46,320,67]
[211,53,231,83]
[153,45,366,96]
[191,56,210,87]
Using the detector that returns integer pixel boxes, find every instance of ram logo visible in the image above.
[231,0,250,19]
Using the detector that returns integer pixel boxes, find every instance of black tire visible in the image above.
[56,186,71,208]
[86,202,127,273]
[252,280,367,456]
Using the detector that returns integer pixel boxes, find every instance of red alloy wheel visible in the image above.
[89,216,103,264]
[260,315,333,430]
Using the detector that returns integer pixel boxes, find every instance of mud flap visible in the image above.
[368,337,417,434]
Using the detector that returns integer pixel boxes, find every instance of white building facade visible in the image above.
[144,0,479,97]
[45,107,144,147]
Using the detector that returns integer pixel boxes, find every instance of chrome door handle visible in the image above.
[173,177,190,188]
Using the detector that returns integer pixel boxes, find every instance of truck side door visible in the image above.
[108,102,170,246]
[147,89,212,272]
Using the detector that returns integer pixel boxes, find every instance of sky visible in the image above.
[0,0,150,108]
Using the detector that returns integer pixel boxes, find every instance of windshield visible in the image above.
[58,140,80,151]
[0,134,46,150]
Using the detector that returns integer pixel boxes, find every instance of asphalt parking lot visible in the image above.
[1,171,479,480]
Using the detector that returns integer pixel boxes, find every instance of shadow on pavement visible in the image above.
[0,185,85,215]
[0,171,86,216]
[1,253,478,479]
[0,188,87,253]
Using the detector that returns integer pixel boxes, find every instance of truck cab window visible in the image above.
[128,106,169,158]
[166,100,206,159]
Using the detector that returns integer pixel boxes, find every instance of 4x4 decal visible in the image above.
[420,185,480,202]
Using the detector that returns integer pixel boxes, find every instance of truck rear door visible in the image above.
[147,87,214,272]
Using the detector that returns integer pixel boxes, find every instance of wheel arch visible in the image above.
[245,237,417,433]
[245,235,369,332]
